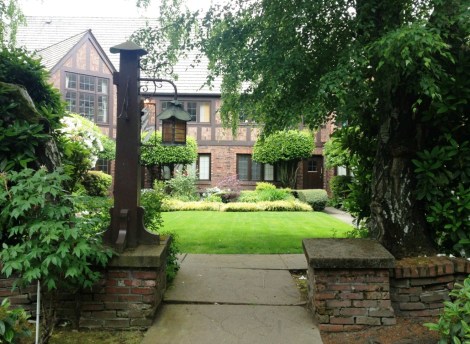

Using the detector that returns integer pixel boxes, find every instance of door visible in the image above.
[303,155,324,189]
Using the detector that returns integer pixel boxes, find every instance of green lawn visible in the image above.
[161,211,352,254]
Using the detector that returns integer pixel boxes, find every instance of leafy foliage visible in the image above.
[59,114,114,193]
[296,189,329,211]
[141,131,197,183]
[0,298,32,343]
[81,170,112,197]
[0,48,64,125]
[329,175,353,209]
[162,199,312,212]
[165,170,198,201]
[413,135,470,256]
[140,181,166,233]
[253,130,314,188]
[238,185,293,203]
[425,276,470,344]
[0,0,24,47]
[0,168,113,290]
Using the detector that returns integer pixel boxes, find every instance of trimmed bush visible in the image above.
[239,187,293,203]
[81,170,112,196]
[255,182,276,191]
[296,189,328,211]
[162,199,312,212]
[329,175,353,208]
[140,181,166,232]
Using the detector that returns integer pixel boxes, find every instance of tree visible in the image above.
[0,0,24,47]
[140,131,198,184]
[253,130,314,188]
[138,0,469,258]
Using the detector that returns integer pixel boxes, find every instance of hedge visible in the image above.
[296,189,328,211]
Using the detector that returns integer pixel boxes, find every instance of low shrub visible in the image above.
[0,299,32,343]
[219,191,240,203]
[162,199,223,211]
[140,181,166,232]
[425,276,470,344]
[296,189,329,211]
[81,170,112,196]
[158,231,181,284]
[238,190,260,203]
[255,182,276,191]
[239,187,293,203]
[165,170,198,201]
[224,200,312,212]
[204,193,223,203]
[329,175,353,208]
[163,199,312,212]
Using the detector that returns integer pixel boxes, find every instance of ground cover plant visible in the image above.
[160,211,352,254]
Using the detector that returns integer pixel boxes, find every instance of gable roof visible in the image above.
[16,16,222,95]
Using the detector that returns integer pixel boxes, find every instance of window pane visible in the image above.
[65,72,77,89]
[308,160,317,172]
[65,91,77,112]
[79,93,95,121]
[199,155,210,180]
[237,155,249,181]
[199,102,210,122]
[97,95,108,123]
[99,96,108,119]
[97,78,108,94]
[161,100,172,111]
[79,75,95,91]
[95,158,109,174]
[264,164,274,181]
[187,102,197,121]
[162,166,171,180]
[252,160,262,181]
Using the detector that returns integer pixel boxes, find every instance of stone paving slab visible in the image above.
[182,254,288,269]
[142,304,323,344]
[165,265,303,305]
[279,254,307,270]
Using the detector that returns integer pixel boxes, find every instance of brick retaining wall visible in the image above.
[303,238,470,333]
[0,241,169,330]
[390,256,470,318]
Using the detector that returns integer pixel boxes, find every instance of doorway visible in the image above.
[302,155,324,189]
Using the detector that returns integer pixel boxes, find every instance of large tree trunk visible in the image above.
[369,105,436,258]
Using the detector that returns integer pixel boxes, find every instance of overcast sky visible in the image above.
[18,0,214,17]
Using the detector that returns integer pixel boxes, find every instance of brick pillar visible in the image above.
[303,238,395,332]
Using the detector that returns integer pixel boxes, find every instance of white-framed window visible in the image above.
[64,72,109,123]
[160,100,212,123]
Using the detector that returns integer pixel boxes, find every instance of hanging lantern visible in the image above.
[157,100,191,145]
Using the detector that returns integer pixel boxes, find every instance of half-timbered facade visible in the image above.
[16,16,335,191]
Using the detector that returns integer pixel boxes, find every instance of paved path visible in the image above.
[323,207,356,226]
[142,254,323,344]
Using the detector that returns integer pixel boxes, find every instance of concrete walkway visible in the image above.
[323,206,356,226]
[141,254,323,344]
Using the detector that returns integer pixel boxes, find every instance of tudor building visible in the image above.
[16,16,334,191]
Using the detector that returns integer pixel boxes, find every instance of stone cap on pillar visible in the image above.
[110,41,147,55]
[303,238,395,269]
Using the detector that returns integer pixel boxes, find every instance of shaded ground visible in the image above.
[321,317,440,344]
[290,271,441,344]
[49,330,144,343]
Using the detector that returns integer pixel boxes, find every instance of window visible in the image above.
[308,160,318,172]
[237,154,275,181]
[198,154,211,180]
[95,158,109,174]
[159,100,212,123]
[64,72,109,123]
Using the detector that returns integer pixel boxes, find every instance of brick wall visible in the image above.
[0,266,166,330]
[0,241,169,330]
[390,256,470,317]
[309,267,396,332]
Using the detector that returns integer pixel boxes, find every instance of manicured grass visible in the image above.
[161,211,352,254]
